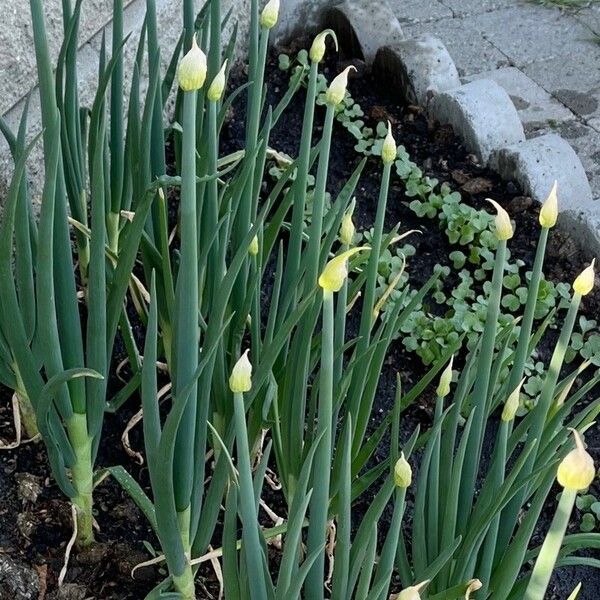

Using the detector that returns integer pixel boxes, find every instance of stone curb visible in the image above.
[430,79,526,164]
[490,134,593,211]
[325,0,405,65]
[373,36,460,107]
[325,0,599,258]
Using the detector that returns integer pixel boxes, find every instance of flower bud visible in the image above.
[260,0,280,29]
[395,580,430,600]
[178,35,207,92]
[339,199,356,245]
[319,247,368,293]
[207,59,228,102]
[557,429,595,490]
[394,452,412,488]
[249,234,259,256]
[309,29,338,63]
[436,355,454,398]
[465,579,482,599]
[487,199,514,241]
[325,66,356,106]
[573,259,596,297]
[501,378,525,422]
[539,180,558,229]
[382,121,397,165]
[229,350,252,393]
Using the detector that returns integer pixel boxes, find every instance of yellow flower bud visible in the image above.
[465,579,482,599]
[539,180,558,229]
[249,234,259,256]
[319,247,368,293]
[436,355,454,398]
[487,199,514,241]
[501,378,525,422]
[395,580,430,600]
[229,350,252,393]
[382,121,397,165]
[339,199,356,245]
[207,59,228,102]
[309,29,338,63]
[394,452,412,488]
[260,0,280,29]
[178,35,207,92]
[573,259,596,297]
[557,429,595,491]
[325,66,356,106]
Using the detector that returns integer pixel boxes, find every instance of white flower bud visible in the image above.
[309,29,338,63]
[325,66,356,106]
[394,452,412,488]
[539,180,558,229]
[229,350,252,393]
[260,0,280,29]
[382,121,397,165]
[178,35,207,92]
[573,260,596,297]
[207,59,228,102]
[487,199,514,241]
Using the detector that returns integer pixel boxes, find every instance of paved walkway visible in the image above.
[389,0,600,202]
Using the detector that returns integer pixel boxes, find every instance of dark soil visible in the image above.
[1,38,599,599]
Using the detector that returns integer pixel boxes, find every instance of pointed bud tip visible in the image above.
[319,246,368,293]
[178,34,207,92]
[539,180,559,228]
[501,378,525,422]
[557,428,595,490]
[573,259,596,296]
[207,59,228,102]
[309,29,338,63]
[394,452,412,488]
[339,202,356,245]
[260,0,280,29]
[487,199,514,241]
[382,120,397,165]
[436,355,454,398]
[325,66,356,106]
[229,350,253,393]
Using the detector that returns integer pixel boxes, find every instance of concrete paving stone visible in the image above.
[325,0,405,64]
[522,54,600,124]
[403,19,510,77]
[464,67,575,132]
[430,79,525,163]
[490,134,593,212]
[373,35,460,106]
[468,6,596,67]
[436,0,514,18]
[387,0,453,25]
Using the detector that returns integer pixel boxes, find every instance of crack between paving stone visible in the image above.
[436,0,457,19]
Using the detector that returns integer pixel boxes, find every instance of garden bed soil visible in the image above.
[1,40,599,599]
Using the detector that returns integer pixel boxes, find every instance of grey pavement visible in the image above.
[389,0,600,204]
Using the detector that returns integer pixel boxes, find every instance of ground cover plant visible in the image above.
[0,1,599,599]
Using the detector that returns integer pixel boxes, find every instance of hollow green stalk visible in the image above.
[283,60,319,298]
[233,391,268,599]
[173,87,200,523]
[523,488,577,599]
[457,239,507,533]
[306,288,335,597]
[478,419,509,597]
[67,413,94,547]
